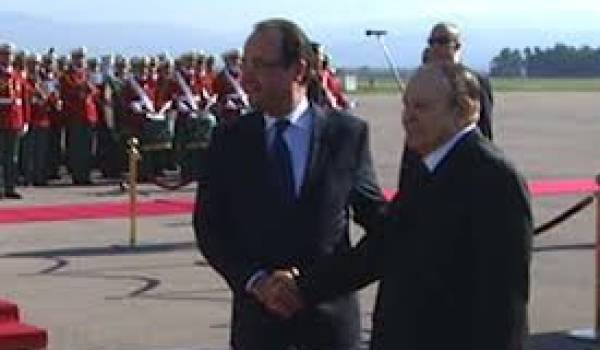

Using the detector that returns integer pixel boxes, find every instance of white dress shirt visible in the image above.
[423,123,477,173]
[264,97,312,196]
[246,98,313,292]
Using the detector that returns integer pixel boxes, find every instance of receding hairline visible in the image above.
[409,64,453,93]
[430,22,461,42]
[409,63,481,103]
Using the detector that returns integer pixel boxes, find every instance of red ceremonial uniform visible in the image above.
[59,68,98,126]
[155,75,178,112]
[321,69,350,110]
[192,71,215,110]
[122,76,158,135]
[27,76,53,129]
[0,67,28,132]
[212,68,245,120]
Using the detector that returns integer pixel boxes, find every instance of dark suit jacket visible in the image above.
[194,104,385,350]
[299,130,533,350]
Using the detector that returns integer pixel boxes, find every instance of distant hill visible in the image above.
[1,11,599,71]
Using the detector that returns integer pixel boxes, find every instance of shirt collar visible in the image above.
[423,123,476,172]
[264,97,310,131]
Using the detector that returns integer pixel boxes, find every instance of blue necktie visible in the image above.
[270,119,295,203]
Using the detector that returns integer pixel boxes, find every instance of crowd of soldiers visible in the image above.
[0,41,350,199]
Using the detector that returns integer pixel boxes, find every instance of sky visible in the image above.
[5,0,600,29]
[2,0,600,69]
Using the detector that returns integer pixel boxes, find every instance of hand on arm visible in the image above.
[248,268,305,319]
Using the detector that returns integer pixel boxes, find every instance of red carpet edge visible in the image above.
[0,178,597,224]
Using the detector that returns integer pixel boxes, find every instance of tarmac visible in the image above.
[0,92,599,349]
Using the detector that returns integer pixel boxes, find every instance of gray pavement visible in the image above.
[0,92,599,349]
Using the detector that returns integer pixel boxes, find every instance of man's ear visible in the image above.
[455,95,478,121]
[294,58,309,84]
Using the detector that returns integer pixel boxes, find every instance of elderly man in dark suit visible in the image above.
[400,22,494,195]
[264,62,533,350]
[193,18,385,350]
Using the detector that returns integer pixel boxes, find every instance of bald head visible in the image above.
[428,22,462,63]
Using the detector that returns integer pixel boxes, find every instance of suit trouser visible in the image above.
[96,124,122,178]
[0,129,20,193]
[66,120,94,184]
[19,127,51,185]
[18,130,32,183]
[30,127,51,184]
[47,126,63,178]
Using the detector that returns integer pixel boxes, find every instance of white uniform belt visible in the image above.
[0,97,22,105]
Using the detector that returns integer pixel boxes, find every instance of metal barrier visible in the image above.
[568,174,600,342]
[127,137,141,247]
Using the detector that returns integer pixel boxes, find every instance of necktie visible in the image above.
[270,119,295,203]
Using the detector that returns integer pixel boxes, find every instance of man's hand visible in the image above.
[251,269,305,319]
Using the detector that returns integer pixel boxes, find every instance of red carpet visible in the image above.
[0,198,194,224]
[528,178,598,196]
[0,178,597,224]
[0,300,19,323]
[0,299,48,350]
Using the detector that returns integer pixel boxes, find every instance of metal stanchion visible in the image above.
[568,174,600,342]
[127,137,141,247]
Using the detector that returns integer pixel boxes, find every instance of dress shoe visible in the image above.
[4,191,22,199]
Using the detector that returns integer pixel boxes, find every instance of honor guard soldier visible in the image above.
[16,50,34,184]
[205,54,217,91]
[310,42,351,111]
[101,55,131,176]
[42,51,64,180]
[154,57,180,172]
[212,48,248,124]
[155,56,177,113]
[21,53,50,186]
[59,46,99,185]
[123,56,167,180]
[193,51,217,111]
[173,53,203,179]
[0,43,28,198]
[172,53,216,180]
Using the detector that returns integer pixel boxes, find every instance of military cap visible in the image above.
[87,56,99,67]
[26,53,42,63]
[221,48,242,60]
[71,46,88,58]
[42,50,58,63]
[0,42,16,54]
[115,54,128,67]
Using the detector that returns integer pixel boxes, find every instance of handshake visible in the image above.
[248,268,306,319]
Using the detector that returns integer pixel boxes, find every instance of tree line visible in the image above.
[490,43,600,77]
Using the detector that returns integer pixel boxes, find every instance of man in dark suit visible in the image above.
[399,22,494,195]
[193,18,385,350]
[263,63,533,350]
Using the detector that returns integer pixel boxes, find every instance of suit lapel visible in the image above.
[240,112,271,194]
[299,105,329,200]
[427,129,483,187]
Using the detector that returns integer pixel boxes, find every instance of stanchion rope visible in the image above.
[534,195,595,236]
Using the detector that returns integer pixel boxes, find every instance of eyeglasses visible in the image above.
[427,37,457,47]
